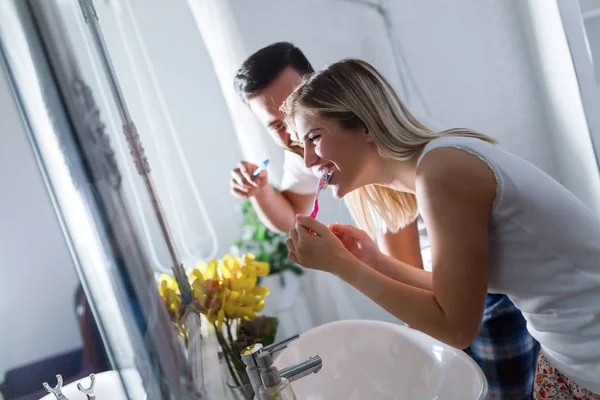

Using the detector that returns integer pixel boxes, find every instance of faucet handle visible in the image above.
[263,334,299,355]
[240,334,300,369]
[43,374,70,400]
[241,343,264,367]
[77,373,96,399]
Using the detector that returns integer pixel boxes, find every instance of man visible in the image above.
[231,42,539,399]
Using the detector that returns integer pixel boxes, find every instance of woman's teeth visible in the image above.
[316,165,335,182]
[326,168,335,183]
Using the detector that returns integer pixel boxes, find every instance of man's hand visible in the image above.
[230,161,269,199]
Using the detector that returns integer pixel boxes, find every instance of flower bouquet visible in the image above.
[158,253,279,398]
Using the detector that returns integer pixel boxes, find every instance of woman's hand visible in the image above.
[328,223,382,269]
[286,215,354,274]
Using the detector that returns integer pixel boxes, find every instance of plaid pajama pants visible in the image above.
[465,294,540,400]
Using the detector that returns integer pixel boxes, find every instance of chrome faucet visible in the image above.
[241,334,322,398]
[279,355,323,383]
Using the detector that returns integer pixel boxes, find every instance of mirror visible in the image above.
[580,0,600,86]
[2,0,599,399]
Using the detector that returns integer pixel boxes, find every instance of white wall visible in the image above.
[521,0,600,214]
[231,0,572,188]
[0,65,82,379]
[580,0,600,14]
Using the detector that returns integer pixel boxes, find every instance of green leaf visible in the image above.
[257,226,267,241]
[232,199,302,278]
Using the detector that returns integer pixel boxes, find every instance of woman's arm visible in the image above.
[334,148,496,348]
[371,252,433,291]
[375,221,430,290]
[378,220,424,269]
[329,222,433,290]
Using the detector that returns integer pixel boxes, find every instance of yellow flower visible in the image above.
[254,299,265,313]
[238,294,258,307]
[221,277,270,321]
[157,274,184,319]
[190,264,205,284]
[249,286,270,297]
[224,301,255,319]
[228,291,241,302]
[241,253,255,265]
[191,279,205,303]
[158,274,179,297]
[221,253,239,275]
[192,259,219,281]
[229,275,254,291]
[253,261,270,277]
[156,253,271,330]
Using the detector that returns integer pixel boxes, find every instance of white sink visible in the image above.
[273,319,487,400]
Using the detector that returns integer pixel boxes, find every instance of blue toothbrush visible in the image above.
[253,159,270,177]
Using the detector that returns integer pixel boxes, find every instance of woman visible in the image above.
[282,59,600,398]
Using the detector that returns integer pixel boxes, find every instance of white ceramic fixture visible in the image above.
[273,319,488,400]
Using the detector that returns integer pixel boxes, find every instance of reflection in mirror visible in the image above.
[580,0,600,86]
[1,0,199,398]
[1,0,600,399]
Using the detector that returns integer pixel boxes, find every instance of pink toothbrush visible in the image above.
[310,169,333,219]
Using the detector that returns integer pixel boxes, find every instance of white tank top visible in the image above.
[416,136,600,393]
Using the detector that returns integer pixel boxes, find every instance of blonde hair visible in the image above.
[282,59,496,237]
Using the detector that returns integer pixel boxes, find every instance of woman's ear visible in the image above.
[363,127,375,143]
